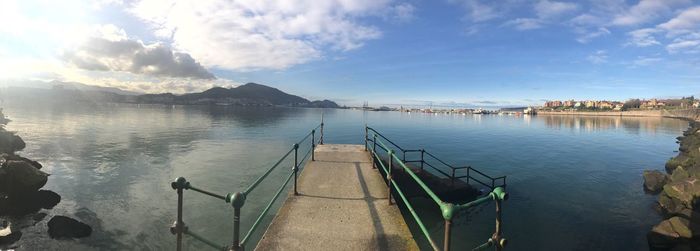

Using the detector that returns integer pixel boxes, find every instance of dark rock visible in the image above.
[645,170,669,193]
[0,190,61,215]
[0,160,49,197]
[648,217,691,249]
[48,216,92,238]
[0,131,25,154]
[0,232,21,246]
[658,193,689,216]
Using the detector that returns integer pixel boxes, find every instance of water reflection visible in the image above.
[540,115,685,135]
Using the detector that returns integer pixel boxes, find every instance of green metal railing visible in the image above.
[170,122,324,251]
[365,127,506,190]
[365,126,508,251]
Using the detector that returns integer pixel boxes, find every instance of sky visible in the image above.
[0,0,699,107]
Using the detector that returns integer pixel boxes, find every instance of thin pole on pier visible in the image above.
[320,114,324,145]
[388,150,393,205]
[294,143,299,195]
[444,219,453,251]
[312,130,316,161]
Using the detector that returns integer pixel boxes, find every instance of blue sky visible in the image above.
[0,0,699,107]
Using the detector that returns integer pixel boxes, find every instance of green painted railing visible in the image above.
[366,127,506,190]
[365,126,508,251]
[170,122,323,251]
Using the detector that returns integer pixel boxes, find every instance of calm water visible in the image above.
[1,102,689,250]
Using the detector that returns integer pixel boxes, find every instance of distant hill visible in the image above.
[135,83,340,108]
[1,81,340,108]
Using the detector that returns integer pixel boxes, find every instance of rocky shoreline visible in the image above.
[0,109,92,248]
[643,120,700,250]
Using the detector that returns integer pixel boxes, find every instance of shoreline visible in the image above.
[538,109,700,122]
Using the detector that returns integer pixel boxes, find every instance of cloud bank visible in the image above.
[62,25,215,79]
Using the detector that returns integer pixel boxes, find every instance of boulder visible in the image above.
[671,167,690,182]
[658,193,689,216]
[648,217,693,249]
[0,160,48,197]
[649,218,680,249]
[663,177,700,210]
[0,131,25,154]
[47,216,91,238]
[644,170,669,193]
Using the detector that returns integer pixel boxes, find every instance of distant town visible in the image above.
[351,96,700,115]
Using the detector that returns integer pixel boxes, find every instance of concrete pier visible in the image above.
[255,144,418,251]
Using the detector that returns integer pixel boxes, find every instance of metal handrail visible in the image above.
[367,126,508,251]
[170,121,324,251]
[366,126,506,190]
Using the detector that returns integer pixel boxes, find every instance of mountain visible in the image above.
[1,81,340,108]
[135,83,340,108]
[1,80,141,96]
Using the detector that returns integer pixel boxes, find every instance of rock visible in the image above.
[0,131,25,154]
[0,190,61,216]
[658,193,689,216]
[0,160,49,197]
[671,167,690,182]
[645,170,669,193]
[47,216,92,239]
[649,218,681,249]
[663,177,700,210]
[0,232,21,246]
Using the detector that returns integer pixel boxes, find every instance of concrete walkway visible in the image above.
[255,144,418,251]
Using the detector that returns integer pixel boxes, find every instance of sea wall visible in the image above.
[538,109,700,122]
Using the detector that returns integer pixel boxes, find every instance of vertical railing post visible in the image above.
[311,130,316,161]
[491,179,495,190]
[495,198,503,251]
[170,177,188,251]
[294,143,299,196]
[402,150,406,162]
[444,219,452,251]
[420,149,424,171]
[451,168,455,187]
[466,168,470,185]
[372,134,377,154]
[229,192,246,251]
[387,150,393,205]
[365,125,368,151]
[320,118,324,145]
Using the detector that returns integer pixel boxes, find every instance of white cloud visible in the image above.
[128,0,407,71]
[627,28,661,47]
[612,0,691,26]
[61,25,215,79]
[586,50,608,64]
[576,27,610,43]
[666,38,700,54]
[504,18,543,30]
[449,0,501,22]
[632,56,663,66]
[658,6,700,36]
[391,3,416,22]
[535,0,578,19]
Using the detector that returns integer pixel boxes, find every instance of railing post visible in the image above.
[372,134,377,169]
[444,219,452,251]
[402,150,406,162]
[311,130,316,161]
[466,168,470,185]
[229,192,246,251]
[420,149,424,171]
[294,143,299,196]
[365,125,368,151]
[388,150,393,205]
[170,177,189,251]
[451,168,455,187]
[494,198,503,251]
[442,203,455,251]
[320,119,324,145]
